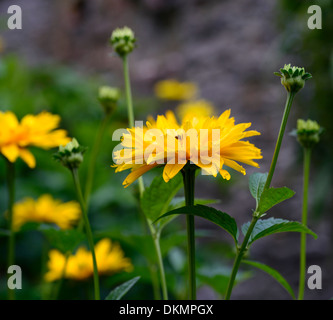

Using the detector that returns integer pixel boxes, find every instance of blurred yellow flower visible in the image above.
[12,194,81,231]
[154,79,198,101]
[176,99,215,121]
[0,111,70,168]
[113,109,262,187]
[44,238,133,282]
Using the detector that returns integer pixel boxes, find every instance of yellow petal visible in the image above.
[123,164,159,188]
[1,144,20,163]
[19,148,36,168]
[163,163,185,183]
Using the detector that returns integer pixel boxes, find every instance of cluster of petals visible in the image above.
[0,111,70,168]
[113,109,262,188]
[45,239,133,281]
[12,194,81,231]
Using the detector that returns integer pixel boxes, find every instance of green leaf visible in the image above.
[249,172,268,208]
[141,173,183,229]
[40,227,86,253]
[156,204,239,244]
[242,260,296,299]
[198,266,252,298]
[257,187,295,214]
[242,217,317,245]
[105,276,140,300]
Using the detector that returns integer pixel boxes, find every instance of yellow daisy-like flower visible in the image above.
[176,99,215,121]
[0,111,70,168]
[44,238,133,282]
[12,194,81,231]
[113,109,262,187]
[154,79,198,101]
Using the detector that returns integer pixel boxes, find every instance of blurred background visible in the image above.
[0,0,332,300]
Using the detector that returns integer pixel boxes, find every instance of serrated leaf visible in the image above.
[249,172,268,208]
[156,204,239,244]
[141,173,183,228]
[242,217,317,245]
[242,260,295,299]
[105,276,140,300]
[257,187,295,214]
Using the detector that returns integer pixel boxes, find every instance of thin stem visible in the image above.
[264,91,295,190]
[151,227,168,300]
[6,160,15,300]
[182,166,196,300]
[84,112,112,206]
[50,251,70,300]
[298,147,311,300]
[122,53,167,300]
[225,216,258,300]
[71,168,100,300]
[225,90,297,300]
[123,54,135,128]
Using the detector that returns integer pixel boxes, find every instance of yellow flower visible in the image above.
[154,79,198,101]
[0,111,70,168]
[44,239,133,282]
[176,99,215,121]
[12,194,81,231]
[113,110,262,187]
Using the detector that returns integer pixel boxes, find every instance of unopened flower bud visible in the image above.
[292,119,323,149]
[110,26,136,57]
[98,86,120,115]
[274,64,312,93]
[54,138,86,170]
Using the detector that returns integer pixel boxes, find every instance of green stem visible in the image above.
[6,160,15,300]
[182,165,196,300]
[123,54,135,128]
[71,168,100,300]
[122,53,167,300]
[225,216,258,300]
[84,113,112,206]
[298,147,311,300]
[264,91,295,190]
[225,90,297,300]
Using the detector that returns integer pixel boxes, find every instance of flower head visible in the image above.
[113,110,262,187]
[274,64,312,93]
[176,99,215,121]
[98,86,120,115]
[110,26,136,57]
[12,194,81,231]
[53,138,86,170]
[44,238,133,282]
[0,111,70,168]
[292,119,323,149]
[154,79,198,101]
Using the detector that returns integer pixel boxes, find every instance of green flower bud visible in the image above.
[98,86,120,115]
[291,119,323,149]
[274,64,312,93]
[110,26,136,57]
[54,138,86,170]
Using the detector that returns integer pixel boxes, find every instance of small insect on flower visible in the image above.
[0,111,70,168]
[113,109,262,187]
[44,238,133,282]
[12,194,81,231]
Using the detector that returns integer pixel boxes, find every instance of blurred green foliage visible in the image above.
[0,55,238,300]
